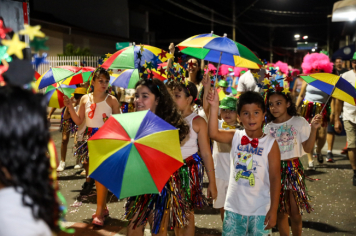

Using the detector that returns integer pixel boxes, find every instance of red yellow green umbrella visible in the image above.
[110,69,140,89]
[62,66,96,85]
[36,66,81,89]
[88,110,183,199]
[44,83,76,108]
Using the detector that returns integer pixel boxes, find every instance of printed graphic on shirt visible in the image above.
[269,123,297,154]
[234,152,256,186]
[237,144,264,156]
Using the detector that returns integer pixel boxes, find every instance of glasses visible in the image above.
[88,103,96,119]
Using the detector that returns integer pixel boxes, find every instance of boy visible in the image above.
[212,96,242,221]
[208,89,281,236]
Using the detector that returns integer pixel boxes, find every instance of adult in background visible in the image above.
[334,53,356,186]
[327,57,349,162]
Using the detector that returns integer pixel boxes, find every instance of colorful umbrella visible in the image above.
[101,45,173,70]
[178,32,220,59]
[36,66,81,89]
[62,66,96,85]
[110,69,140,89]
[226,86,237,95]
[177,35,262,69]
[300,73,356,107]
[44,83,76,108]
[88,110,183,199]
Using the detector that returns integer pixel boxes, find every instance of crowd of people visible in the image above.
[1,39,356,236]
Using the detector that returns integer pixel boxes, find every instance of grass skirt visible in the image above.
[74,127,98,164]
[279,158,313,215]
[124,153,207,234]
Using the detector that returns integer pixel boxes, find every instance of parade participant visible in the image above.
[236,68,261,96]
[218,79,228,94]
[126,78,190,236]
[334,52,356,186]
[172,81,217,235]
[211,96,241,221]
[296,53,333,168]
[185,57,203,91]
[208,90,281,236]
[265,90,322,236]
[57,88,86,171]
[0,86,59,236]
[63,68,120,226]
[327,57,349,160]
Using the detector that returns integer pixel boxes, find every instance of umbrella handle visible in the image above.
[214,51,223,89]
[57,82,65,94]
[319,86,335,114]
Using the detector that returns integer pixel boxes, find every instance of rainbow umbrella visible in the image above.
[36,66,81,89]
[177,35,262,69]
[178,32,220,58]
[110,69,140,89]
[88,110,183,199]
[300,73,356,107]
[62,66,96,85]
[44,83,76,108]
[101,45,173,70]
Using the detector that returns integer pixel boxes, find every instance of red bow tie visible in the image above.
[241,135,259,148]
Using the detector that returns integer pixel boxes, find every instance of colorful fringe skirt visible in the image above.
[59,108,77,134]
[279,158,313,215]
[124,153,206,234]
[300,100,329,127]
[74,127,99,164]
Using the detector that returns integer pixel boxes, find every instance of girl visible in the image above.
[172,81,217,236]
[265,90,322,236]
[126,78,190,236]
[185,57,203,91]
[63,68,120,226]
[0,85,60,235]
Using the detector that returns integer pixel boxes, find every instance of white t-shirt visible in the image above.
[236,69,265,93]
[264,116,310,160]
[213,119,237,181]
[341,70,356,124]
[224,130,275,216]
[0,187,53,236]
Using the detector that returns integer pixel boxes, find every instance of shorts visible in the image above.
[327,120,346,136]
[344,120,356,148]
[213,178,229,209]
[223,211,271,236]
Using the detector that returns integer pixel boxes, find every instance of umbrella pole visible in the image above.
[57,82,65,94]
[214,52,223,88]
[320,86,335,114]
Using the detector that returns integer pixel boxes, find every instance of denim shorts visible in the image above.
[222,211,271,236]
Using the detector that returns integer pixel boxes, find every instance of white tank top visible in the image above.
[181,112,199,159]
[85,94,112,128]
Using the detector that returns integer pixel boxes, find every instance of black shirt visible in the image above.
[333,67,349,76]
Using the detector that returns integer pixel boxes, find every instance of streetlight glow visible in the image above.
[303,36,308,39]
[294,34,300,39]
[312,48,316,52]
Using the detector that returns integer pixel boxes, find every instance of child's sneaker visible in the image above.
[56,161,66,172]
[74,163,82,169]
[307,161,315,170]
[326,152,334,163]
[314,153,323,164]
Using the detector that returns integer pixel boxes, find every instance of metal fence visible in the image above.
[35,56,102,75]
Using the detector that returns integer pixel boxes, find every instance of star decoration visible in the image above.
[151,54,160,69]
[105,53,112,58]
[158,66,166,76]
[158,49,168,59]
[32,53,48,70]
[103,57,108,62]
[275,84,283,92]
[139,44,145,53]
[263,78,271,86]
[188,60,195,69]
[0,19,12,39]
[177,57,182,65]
[264,73,272,79]
[252,72,260,79]
[0,46,12,62]
[1,34,28,59]
[19,24,45,40]
[108,70,113,75]
[181,54,187,60]
[146,61,153,70]
[285,76,293,83]
[269,68,277,75]
[271,80,279,86]
[30,37,49,52]
[257,83,263,88]
[282,87,290,94]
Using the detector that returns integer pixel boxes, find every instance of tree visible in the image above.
[58,43,92,56]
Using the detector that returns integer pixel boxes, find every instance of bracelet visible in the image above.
[206,169,215,173]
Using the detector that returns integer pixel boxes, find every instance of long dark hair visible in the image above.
[0,86,60,232]
[266,91,299,122]
[135,79,189,142]
[184,57,202,84]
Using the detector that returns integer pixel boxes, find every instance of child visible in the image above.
[208,89,281,236]
[63,68,120,226]
[126,78,190,236]
[212,96,241,221]
[172,81,217,236]
[57,87,86,171]
[265,90,322,236]
[0,86,60,235]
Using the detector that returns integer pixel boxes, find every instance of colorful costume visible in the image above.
[59,108,77,134]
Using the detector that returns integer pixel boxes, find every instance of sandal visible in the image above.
[92,215,105,226]
[92,208,109,218]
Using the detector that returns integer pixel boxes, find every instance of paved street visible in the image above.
[51,125,356,236]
